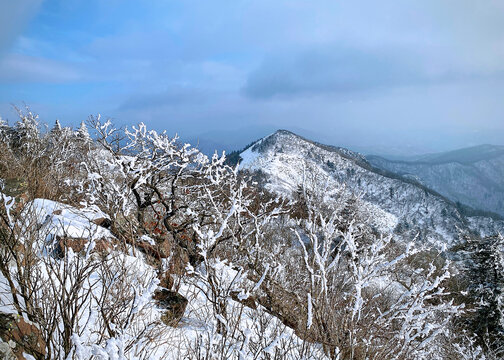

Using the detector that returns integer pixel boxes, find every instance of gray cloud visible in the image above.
[119,87,212,111]
[2,0,504,155]
[243,47,429,99]
[240,0,504,100]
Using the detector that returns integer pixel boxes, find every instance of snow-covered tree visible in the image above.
[0,115,492,359]
[75,120,91,146]
[51,119,62,136]
[460,233,504,356]
[0,117,10,142]
[11,106,41,154]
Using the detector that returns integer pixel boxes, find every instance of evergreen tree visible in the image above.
[75,121,92,154]
[47,119,63,149]
[61,126,73,139]
[76,121,91,142]
[50,119,62,137]
[0,117,11,142]
[12,108,41,153]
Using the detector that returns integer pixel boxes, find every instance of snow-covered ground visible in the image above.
[0,196,329,359]
[29,198,113,241]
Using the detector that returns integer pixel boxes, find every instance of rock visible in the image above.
[230,291,258,310]
[168,247,190,275]
[136,242,162,261]
[93,239,113,253]
[57,236,87,254]
[92,217,112,229]
[137,236,172,262]
[1,179,27,198]
[0,313,46,360]
[54,236,112,258]
[158,271,174,290]
[153,290,188,327]
[157,237,172,258]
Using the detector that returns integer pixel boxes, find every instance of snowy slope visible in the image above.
[239,130,504,245]
[368,145,504,216]
[0,195,329,359]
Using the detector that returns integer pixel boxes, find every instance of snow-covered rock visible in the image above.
[29,199,114,242]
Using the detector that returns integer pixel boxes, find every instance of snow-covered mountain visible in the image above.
[367,144,504,216]
[237,130,504,245]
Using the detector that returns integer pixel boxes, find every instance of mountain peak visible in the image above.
[239,129,504,242]
[240,129,303,155]
[272,129,298,136]
[243,129,367,165]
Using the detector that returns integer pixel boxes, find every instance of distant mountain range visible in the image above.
[233,130,504,245]
[367,144,504,216]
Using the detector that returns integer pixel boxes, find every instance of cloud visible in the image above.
[2,0,504,154]
[243,47,429,99]
[241,0,504,99]
[0,0,43,56]
[0,54,81,83]
[119,87,212,111]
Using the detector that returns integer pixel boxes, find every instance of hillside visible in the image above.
[0,116,502,359]
[368,144,504,216]
[237,130,504,245]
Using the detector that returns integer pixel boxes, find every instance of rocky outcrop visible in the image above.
[158,271,175,290]
[92,217,112,229]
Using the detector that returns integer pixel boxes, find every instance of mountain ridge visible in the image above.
[236,129,504,244]
[236,130,503,220]
[367,145,504,216]
[370,144,504,165]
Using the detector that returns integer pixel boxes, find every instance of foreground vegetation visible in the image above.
[0,108,502,359]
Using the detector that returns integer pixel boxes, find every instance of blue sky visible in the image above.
[1,0,504,155]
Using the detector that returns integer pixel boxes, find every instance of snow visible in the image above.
[238,146,260,170]
[0,192,328,359]
[239,134,398,234]
[237,130,503,245]
[307,293,313,329]
[237,133,274,170]
[251,264,269,293]
[0,111,492,360]
[140,234,156,245]
[28,198,114,241]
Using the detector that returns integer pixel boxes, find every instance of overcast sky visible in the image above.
[1,0,504,155]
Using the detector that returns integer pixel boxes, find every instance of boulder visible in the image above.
[54,236,112,258]
[57,236,87,254]
[157,237,172,258]
[92,217,112,229]
[153,290,188,327]
[230,291,258,310]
